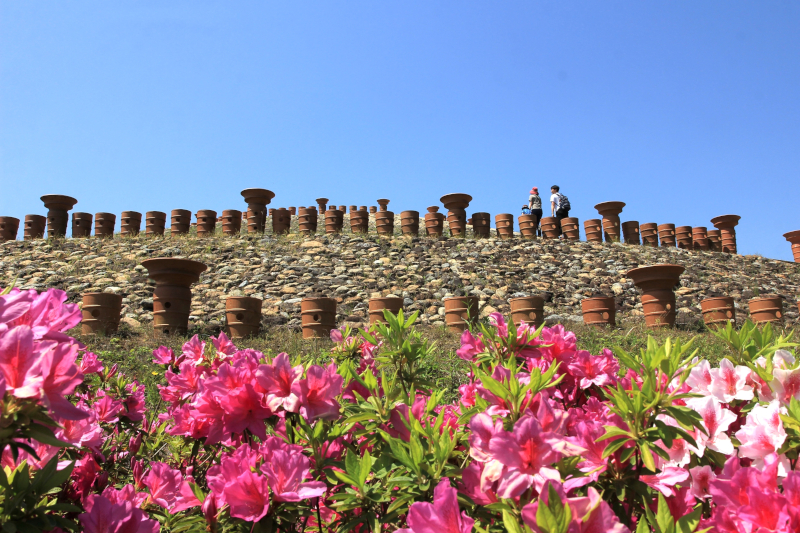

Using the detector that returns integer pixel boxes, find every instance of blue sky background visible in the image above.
[1,1,798,260]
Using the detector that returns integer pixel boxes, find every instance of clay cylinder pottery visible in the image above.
[658,224,676,247]
[376,211,395,236]
[369,297,404,325]
[301,297,337,339]
[440,193,472,237]
[225,296,262,339]
[692,227,709,251]
[325,209,343,234]
[242,188,276,234]
[675,226,693,249]
[584,219,603,243]
[640,223,659,247]
[23,215,46,240]
[298,207,318,235]
[594,201,625,243]
[222,210,243,236]
[707,230,722,252]
[621,221,640,245]
[316,198,329,214]
[120,211,142,236]
[349,205,358,213]
[41,194,78,238]
[377,199,390,212]
[94,212,116,238]
[581,296,616,329]
[141,258,207,336]
[146,211,167,236]
[81,292,123,335]
[561,217,580,241]
[471,212,491,238]
[400,211,420,236]
[518,214,537,239]
[0,217,20,242]
[369,206,377,214]
[443,296,479,332]
[71,212,93,238]
[268,209,275,217]
[509,296,545,329]
[626,264,685,328]
[748,295,784,325]
[700,297,735,328]
[349,209,369,234]
[272,208,291,235]
[783,230,800,262]
[170,210,191,235]
[359,206,367,212]
[289,207,296,216]
[711,215,740,254]
[425,206,444,237]
[540,217,560,239]
[495,214,514,239]
[195,210,217,237]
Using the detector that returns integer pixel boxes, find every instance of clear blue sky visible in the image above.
[2,2,798,260]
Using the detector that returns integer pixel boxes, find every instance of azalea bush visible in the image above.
[1,286,800,532]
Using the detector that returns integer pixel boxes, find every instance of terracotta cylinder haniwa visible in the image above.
[272,208,291,235]
[675,226,693,249]
[41,194,78,238]
[120,211,142,236]
[495,214,514,239]
[316,198,329,215]
[289,207,296,216]
[540,217,560,239]
[700,297,735,328]
[369,206,377,214]
[561,217,580,241]
[222,210,243,236]
[783,230,800,263]
[509,296,545,329]
[23,215,46,241]
[376,211,395,236]
[81,292,123,335]
[325,209,343,234]
[268,208,275,217]
[171,209,192,236]
[71,212,93,238]
[748,296,783,325]
[595,201,625,243]
[441,193,472,237]
[621,221,640,245]
[640,223,659,247]
[337,205,346,213]
[658,224,676,247]
[377,199,390,212]
[146,211,167,236]
[707,230,722,252]
[350,209,369,234]
[581,297,616,328]
[584,219,603,243]
[141,258,207,336]
[0,217,20,242]
[425,207,444,237]
[242,188,276,234]
[471,212,491,238]
[400,211,420,236]
[711,215,740,254]
[518,214,537,239]
[301,297,337,339]
[298,207,318,235]
[627,264,685,328]
[349,205,358,213]
[226,296,262,339]
[444,296,479,332]
[692,227,709,251]
[196,210,217,237]
[94,212,116,239]
[369,297,404,325]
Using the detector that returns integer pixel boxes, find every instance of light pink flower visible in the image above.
[261,449,326,502]
[567,349,618,389]
[770,353,800,406]
[396,478,474,533]
[686,396,736,456]
[689,465,716,500]
[56,409,103,452]
[226,469,271,522]
[292,363,343,421]
[735,400,787,469]
[0,325,43,398]
[330,328,344,343]
[40,341,86,420]
[640,466,689,497]
[709,359,753,403]
[256,352,302,412]
[686,359,713,393]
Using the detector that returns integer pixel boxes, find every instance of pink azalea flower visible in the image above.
[686,359,713,393]
[261,449,326,502]
[0,325,43,398]
[640,466,689,497]
[330,328,344,343]
[181,335,206,364]
[738,488,790,532]
[458,381,477,408]
[685,396,736,456]
[488,312,508,338]
[531,325,577,365]
[55,410,104,452]
[292,363,343,421]
[93,392,124,424]
[654,415,694,467]
[521,481,630,533]
[457,462,498,505]
[567,349,619,389]
[456,330,485,361]
[219,382,271,440]
[7,288,81,338]
[226,469,271,522]
[396,478,474,533]
[79,494,160,533]
[770,355,800,406]
[40,341,87,420]
[211,332,237,357]
[79,352,104,375]
[709,359,753,403]
[101,484,148,508]
[689,465,716,500]
[0,289,34,325]
[123,382,146,422]
[256,352,302,412]
[735,400,787,469]
[143,462,201,513]
[152,346,175,365]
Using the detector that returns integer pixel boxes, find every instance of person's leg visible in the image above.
[556,209,568,236]
[532,209,542,236]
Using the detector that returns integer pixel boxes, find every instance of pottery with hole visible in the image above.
[621,221,640,245]
[518,214,538,239]
[0,217,20,242]
[170,210,191,235]
[146,211,167,236]
[640,223,659,247]
[707,229,722,252]
[561,217,580,241]
[748,296,784,325]
[120,211,142,236]
[222,210,243,236]
[675,226,693,249]
[541,217,560,239]
[298,207,318,235]
[658,224,676,247]
[495,214,514,239]
[369,297,404,325]
[325,209,343,234]
[581,296,616,328]
[316,198,329,215]
[711,214,740,254]
[23,215,46,240]
[226,296,263,338]
[692,227,709,251]
[81,292,123,335]
[376,211,395,236]
[41,194,78,238]
[627,264,685,328]
[584,219,603,243]
[400,211,419,236]
[700,297,736,328]
[471,212,491,238]
[141,258,207,336]
[301,297,337,339]
[272,208,291,235]
[425,206,444,237]
[350,209,369,234]
[94,212,116,238]
[509,296,545,329]
[784,230,800,262]
[196,210,217,237]
[594,201,625,242]
[440,193,472,237]
[72,212,93,238]
[242,188,275,233]
[444,296,479,332]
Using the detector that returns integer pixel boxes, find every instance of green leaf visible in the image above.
[502,510,523,533]
[676,507,702,533]
[656,493,676,533]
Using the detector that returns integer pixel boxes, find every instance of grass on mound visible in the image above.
[71,319,798,410]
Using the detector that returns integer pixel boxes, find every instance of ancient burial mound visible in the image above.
[1,233,798,332]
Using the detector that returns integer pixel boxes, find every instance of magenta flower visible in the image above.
[396,478,474,533]
[79,352,104,375]
[456,330,485,361]
[488,312,508,338]
[261,449,326,502]
[211,332,237,357]
[55,409,103,452]
[709,358,753,403]
[256,352,302,412]
[226,469,271,522]
[79,493,159,533]
[152,346,175,365]
[292,363,343,421]
[0,289,34,325]
[330,328,344,343]
[0,325,43,398]
[40,341,87,420]
[7,288,81,339]
[93,392,124,424]
[143,462,200,513]
[522,482,630,533]
[640,466,689,497]
[567,349,618,389]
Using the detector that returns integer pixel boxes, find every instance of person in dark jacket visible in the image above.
[528,187,543,237]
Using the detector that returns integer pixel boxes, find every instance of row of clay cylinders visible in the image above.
[301,297,405,338]
[375,199,394,236]
[71,212,117,238]
[700,295,789,328]
[441,193,472,237]
[444,295,546,332]
[424,207,445,236]
[785,231,800,263]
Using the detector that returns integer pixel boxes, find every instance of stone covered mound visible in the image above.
[1,233,798,331]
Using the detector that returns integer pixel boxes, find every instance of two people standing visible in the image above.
[527,185,571,237]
